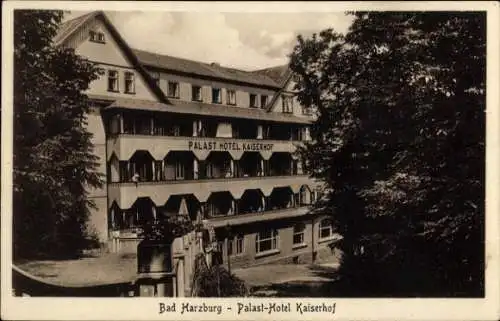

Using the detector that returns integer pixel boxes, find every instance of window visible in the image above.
[192,85,202,101]
[119,161,131,182]
[175,162,185,180]
[282,95,293,113]
[249,94,258,108]
[172,125,180,137]
[212,88,222,104]
[293,223,306,245]
[227,90,236,105]
[302,126,311,141]
[319,218,334,239]
[255,229,279,253]
[107,70,119,92]
[311,190,316,203]
[299,186,310,205]
[260,95,268,109]
[124,72,135,94]
[168,81,179,98]
[89,31,105,43]
[98,32,105,43]
[228,234,244,255]
[154,160,164,181]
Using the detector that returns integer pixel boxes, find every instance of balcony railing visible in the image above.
[108,175,317,209]
[107,134,303,161]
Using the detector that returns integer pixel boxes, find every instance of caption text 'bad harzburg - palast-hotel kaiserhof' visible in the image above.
[52,10,339,285]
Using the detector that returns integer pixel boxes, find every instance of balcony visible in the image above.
[206,206,312,228]
[108,175,317,209]
[107,134,301,161]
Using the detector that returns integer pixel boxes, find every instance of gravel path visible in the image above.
[15,253,137,287]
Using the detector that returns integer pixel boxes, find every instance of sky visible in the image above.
[64,11,354,71]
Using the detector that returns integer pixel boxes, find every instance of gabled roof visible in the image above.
[132,49,281,89]
[54,11,310,121]
[53,11,98,46]
[54,11,168,103]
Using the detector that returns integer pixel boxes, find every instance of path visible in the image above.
[233,262,340,297]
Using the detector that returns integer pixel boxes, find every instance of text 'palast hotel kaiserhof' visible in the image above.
[56,11,338,268]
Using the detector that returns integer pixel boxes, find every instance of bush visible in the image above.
[191,253,248,297]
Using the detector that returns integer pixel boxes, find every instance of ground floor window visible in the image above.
[228,234,244,255]
[256,229,279,253]
[293,223,306,244]
[319,218,334,239]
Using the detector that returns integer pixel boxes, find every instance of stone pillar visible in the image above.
[229,159,235,177]
[176,258,185,297]
[260,159,265,176]
[150,117,155,135]
[257,125,263,139]
[152,160,156,181]
[193,158,199,179]
[192,120,198,137]
[119,112,124,134]
[161,159,165,181]
[230,199,235,215]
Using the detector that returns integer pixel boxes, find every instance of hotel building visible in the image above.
[54,11,338,268]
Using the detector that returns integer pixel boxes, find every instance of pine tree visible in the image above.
[290,12,485,296]
[13,10,104,259]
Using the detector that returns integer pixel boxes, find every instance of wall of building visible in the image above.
[71,17,158,101]
[217,214,339,270]
[85,107,108,242]
[268,78,314,120]
[153,72,276,108]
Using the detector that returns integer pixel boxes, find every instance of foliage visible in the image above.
[140,215,195,241]
[190,253,248,297]
[290,12,485,296]
[13,10,104,259]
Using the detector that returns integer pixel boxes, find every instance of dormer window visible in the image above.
[192,85,202,102]
[212,88,222,104]
[260,95,268,109]
[168,81,179,98]
[124,72,135,94]
[89,31,105,44]
[249,94,258,108]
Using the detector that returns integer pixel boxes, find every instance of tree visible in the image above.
[290,12,485,296]
[13,10,104,259]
